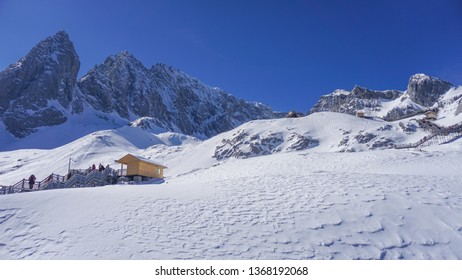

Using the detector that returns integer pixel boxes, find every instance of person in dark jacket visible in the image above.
[28,174,36,190]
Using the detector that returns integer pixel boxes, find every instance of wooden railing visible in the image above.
[394,121,462,149]
[0,167,119,195]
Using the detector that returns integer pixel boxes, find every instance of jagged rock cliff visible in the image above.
[309,86,402,116]
[407,73,452,107]
[308,74,452,121]
[0,31,80,137]
[78,53,274,138]
[0,31,274,139]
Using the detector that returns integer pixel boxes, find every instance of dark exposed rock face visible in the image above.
[78,55,275,138]
[354,132,377,144]
[308,74,452,121]
[456,99,462,116]
[286,133,319,151]
[370,138,395,149]
[0,31,80,137]
[213,131,285,160]
[78,51,169,121]
[212,129,319,160]
[308,86,402,117]
[407,74,452,107]
[350,86,401,100]
[0,32,275,139]
[382,98,424,121]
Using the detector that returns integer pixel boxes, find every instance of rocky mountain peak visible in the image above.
[98,50,149,76]
[151,63,201,87]
[78,51,155,120]
[350,85,401,100]
[407,73,452,107]
[308,73,455,121]
[1,31,274,140]
[0,31,80,137]
[22,30,78,69]
[111,50,143,65]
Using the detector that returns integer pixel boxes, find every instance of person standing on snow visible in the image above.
[28,174,36,190]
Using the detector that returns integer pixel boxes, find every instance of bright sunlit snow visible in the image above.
[1,112,461,259]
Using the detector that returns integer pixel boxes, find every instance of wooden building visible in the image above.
[424,111,438,121]
[356,111,366,118]
[116,154,167,179]
[286,111,300,118]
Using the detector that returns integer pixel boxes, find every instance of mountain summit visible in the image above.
[78,51,274,138]
[0,32,274,140]
[407,73,452,107]
[308,73,453,121]
[0,31,80,137]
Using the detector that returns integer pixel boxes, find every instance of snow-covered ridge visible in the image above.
[0,110,439,185]
[1,128,462,259]
[0,31,274,143]
[1,100,462,260]
[309,74,454,122]
[3,84,462,184]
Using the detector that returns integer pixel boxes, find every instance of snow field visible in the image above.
[0,149,461,259]
[1,111,462,259]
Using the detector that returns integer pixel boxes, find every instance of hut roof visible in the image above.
[286,111,299,118]
[116,154,167,169]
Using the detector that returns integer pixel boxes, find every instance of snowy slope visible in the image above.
[0,125,198,185]
[434,86,462,126]
[0,112,434,185]
[156,112,432,177]
[1,111,462,260]
[0,147,461,259]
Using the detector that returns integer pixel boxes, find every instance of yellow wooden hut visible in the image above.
[116,154,167,179]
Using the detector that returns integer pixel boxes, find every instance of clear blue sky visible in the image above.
[1,0,461,112]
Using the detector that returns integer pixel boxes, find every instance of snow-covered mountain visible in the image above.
[78,52,274,138]
[1,88,462,260]
[0,31,81,138]
[1,31,462,260]
[3,93,462,186]
[0,31,274,145]
[1,77,462,183]
[308,74,453,121]
[1,110,462,259]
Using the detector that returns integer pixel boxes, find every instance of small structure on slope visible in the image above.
[116,154,167,180]
[286,111,300,118]
[424,110,438,121]
[356,111,366,118]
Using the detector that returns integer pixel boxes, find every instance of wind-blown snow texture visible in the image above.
[1,112,462,260]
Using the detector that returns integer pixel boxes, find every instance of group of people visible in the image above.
[90,163,110,173]
[27,163,111,190]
